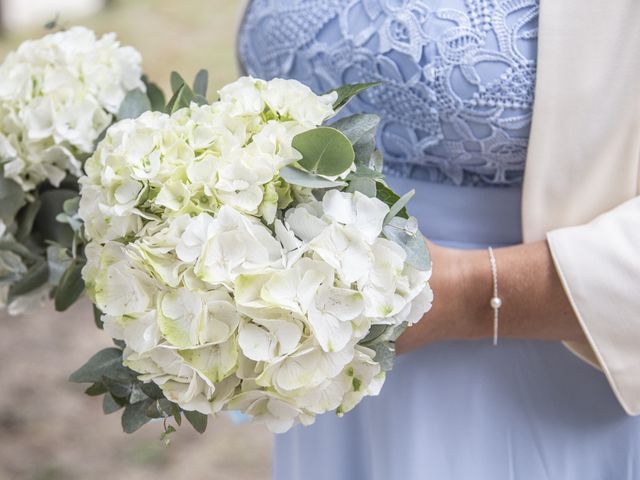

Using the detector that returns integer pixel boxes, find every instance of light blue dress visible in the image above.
[238,2,640,479]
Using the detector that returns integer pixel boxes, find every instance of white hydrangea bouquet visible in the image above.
[70,72,433,435]
[0,25,153,314]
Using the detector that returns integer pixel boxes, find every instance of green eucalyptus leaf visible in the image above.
[292,127,355,176]
[384,189,415,225]
[370,150,384,173]
[352,164,383,179]
[117,89,152,120]
[359,324,387,345]
[171,404,182,426]
[279,166,346,188]
[330,114,379,144]
[141,381,164,400]
[330,113,380,164]
[382,217,431,271]
[362,322,408,348]
[375,182,409,219]
[371,341,396,371]
[192,69,209,98]
[54,258,85,311]
[103,393,124,414]
[0,240,40,262]
[69,348,130,384]
[84,382,108,396]
[345,176,376,197]
[143,78,166,112]
[184,410,208,434]
[328,82,382,110]
[165,83,194,114]
[46,245,72,286]
[129,383,148,404]
[9,260,48,297]
[15,198,41,243]
[102,377,132,400]
[0,174,25,227]
[193,94,208,106]
[122,399,154,433]
[161,425,177,444]
[0,249,26,283]
[170,71,186,94]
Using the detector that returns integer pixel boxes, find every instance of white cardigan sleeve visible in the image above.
[547,194,640,415]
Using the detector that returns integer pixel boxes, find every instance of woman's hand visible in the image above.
[395,240,585,355]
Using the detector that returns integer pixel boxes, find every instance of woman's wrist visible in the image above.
[396,243,493,353]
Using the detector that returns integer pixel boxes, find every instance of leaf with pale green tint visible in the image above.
[330,113,380,164]
[292,127,355,176]
[328,82,382,110]
[143,76,166,112]
[360,322,408,348]
[102,377,132,398]
[185,410,208,433]
[384,189,414,224]
[0,173,25,227]
[331,113,379,144]
[129,384,148,404]
[371,341,396,371]
[383,217,431,271]
[370,150,384,172]
[141,382,164,400]
[9,260,48,297]
[54,259,85,311]
[350,164,383,179]
[279,166,346,188]
[193,94,208,106]
[117,89,152,121]
[165,83,194,114]
[122,400,154,433]
[375,182,409,219]
[103,393,123,414]
[15,198,41,242]
[0,240,39,262]
[170,71,186,94]
[359,324,387,345]
[346,176,376,197]
[161,425,177,444]
[84,382,107,396]
[146,398,175,419]
[69,347,131,384]
[192,69,209,98]
[46,245,72,286]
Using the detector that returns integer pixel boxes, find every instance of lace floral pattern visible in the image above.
[238,0,539,186]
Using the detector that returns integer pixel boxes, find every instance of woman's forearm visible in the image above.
[396,240,585,354]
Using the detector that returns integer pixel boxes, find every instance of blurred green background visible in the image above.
[0,1,273,479]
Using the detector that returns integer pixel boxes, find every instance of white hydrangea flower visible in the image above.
[0,26,144,191]
[81,76,432,433]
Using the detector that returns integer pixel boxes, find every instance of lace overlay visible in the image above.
[238,0,538,186]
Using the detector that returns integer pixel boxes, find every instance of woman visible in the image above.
[237,1,640,478]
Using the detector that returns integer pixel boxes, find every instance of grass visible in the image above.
[0,0,244,94]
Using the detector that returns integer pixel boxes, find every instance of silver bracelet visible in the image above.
[488,246,502,346]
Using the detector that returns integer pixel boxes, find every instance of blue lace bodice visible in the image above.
[238,0,539,186]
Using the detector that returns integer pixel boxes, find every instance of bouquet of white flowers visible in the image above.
[71,73,433,435]
[0,26,147,314]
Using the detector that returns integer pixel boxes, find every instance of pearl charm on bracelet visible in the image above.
[490,296,502,309]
